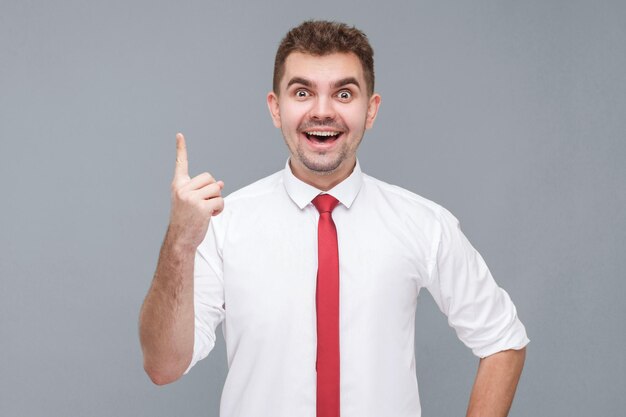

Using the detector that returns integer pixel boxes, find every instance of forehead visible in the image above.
[281,52,365,89]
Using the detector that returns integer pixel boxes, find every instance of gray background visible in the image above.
[1,0,624,416]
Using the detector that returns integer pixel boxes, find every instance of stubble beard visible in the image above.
[281,120,366,177]
[285,131,363,177]
[296,146,348,176]
[288,119,356,175]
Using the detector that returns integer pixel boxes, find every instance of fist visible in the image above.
[168,133,224,250]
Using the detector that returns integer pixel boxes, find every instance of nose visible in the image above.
[309,95,336,121]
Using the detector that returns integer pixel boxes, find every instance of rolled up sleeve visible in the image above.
[184,219,226,374]
[426,208,529,358]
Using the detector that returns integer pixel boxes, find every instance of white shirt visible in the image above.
[186,159,529,417]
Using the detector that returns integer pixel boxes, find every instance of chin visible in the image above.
[300,155,344,175]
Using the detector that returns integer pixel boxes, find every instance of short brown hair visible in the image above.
[273,20,375,96]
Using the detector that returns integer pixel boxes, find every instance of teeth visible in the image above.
[306,131,340,137]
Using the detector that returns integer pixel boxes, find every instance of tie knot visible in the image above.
[312,194,340,214]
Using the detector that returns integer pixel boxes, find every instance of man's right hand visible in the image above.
[168,133,224,251]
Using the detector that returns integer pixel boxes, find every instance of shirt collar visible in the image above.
[282,157,363,210]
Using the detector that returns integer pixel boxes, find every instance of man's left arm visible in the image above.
[466,347,526,417]
[426,207,530,416]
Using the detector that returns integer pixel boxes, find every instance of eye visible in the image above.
[337,90,352,101]
[295,89,310,98]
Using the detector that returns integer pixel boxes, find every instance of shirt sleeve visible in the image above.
[184,218,226,374]
[425,207,529,358]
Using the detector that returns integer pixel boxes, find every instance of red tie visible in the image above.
[312,194,341,417]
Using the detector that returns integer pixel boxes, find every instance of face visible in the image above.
[267,52,381,190]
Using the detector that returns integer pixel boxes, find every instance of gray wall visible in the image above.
[1,0,624,416]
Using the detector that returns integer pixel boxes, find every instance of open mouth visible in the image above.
[303,130,343,145]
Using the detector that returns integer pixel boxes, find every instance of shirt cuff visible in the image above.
[471,316,530,358]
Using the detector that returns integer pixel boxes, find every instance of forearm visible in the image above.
[139,226,196,385]
[465,347,526,417]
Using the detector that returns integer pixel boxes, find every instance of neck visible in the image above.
[289,158,356,191]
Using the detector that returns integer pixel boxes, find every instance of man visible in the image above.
[139,20,529,417]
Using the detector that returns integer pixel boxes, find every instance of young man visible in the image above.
[140,20,529,417]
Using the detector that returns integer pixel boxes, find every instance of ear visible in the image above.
[365,93,381,129]
[267,91,281,128]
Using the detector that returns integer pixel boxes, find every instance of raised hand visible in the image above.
[168,133,224,250]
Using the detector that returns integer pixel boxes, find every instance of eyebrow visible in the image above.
[286,76,361,90]
[331,77,361,90]
[287,77,312,88]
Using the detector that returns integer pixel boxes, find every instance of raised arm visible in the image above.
[139,133,224,385]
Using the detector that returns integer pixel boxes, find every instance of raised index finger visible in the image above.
[174,133,189,180]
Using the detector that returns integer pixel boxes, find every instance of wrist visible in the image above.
[164,225,200,256]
